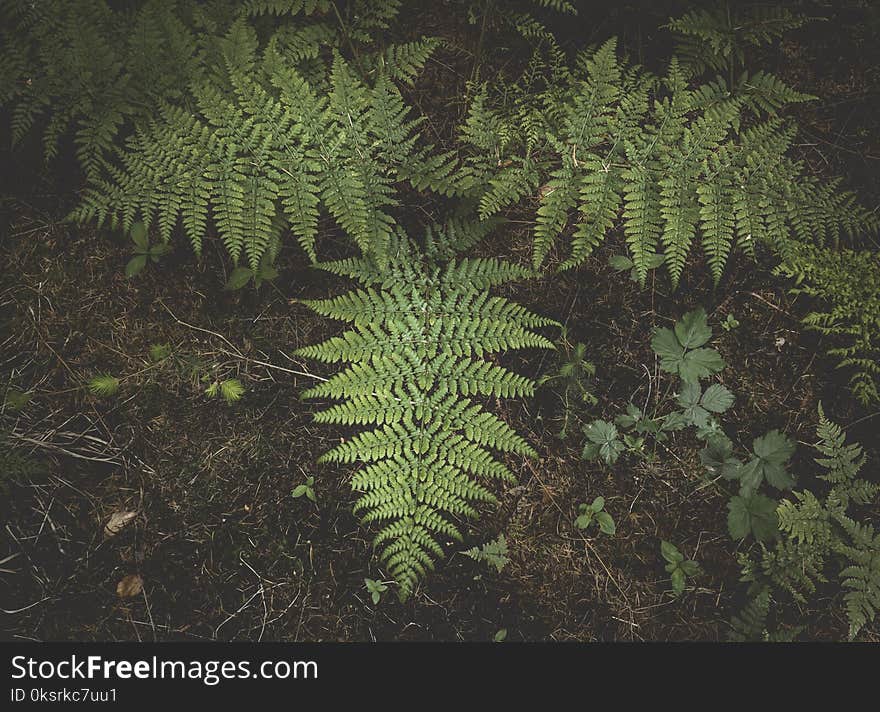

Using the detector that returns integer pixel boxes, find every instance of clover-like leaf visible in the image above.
[651,327,685,369]
[739,430,796,492]
[582,420,624,464]
[615,402,643,430]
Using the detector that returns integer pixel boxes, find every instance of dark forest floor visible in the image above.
[1,1,879,641]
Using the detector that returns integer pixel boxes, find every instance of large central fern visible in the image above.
[296,224,557,593]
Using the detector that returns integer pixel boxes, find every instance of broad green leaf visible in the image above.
[680,560,701,576]
[701,383,734,413]
[678,347,725,383]
[4,389,31,411]
[727,493,778,541]
[584,420,618,444]
[600,439,625,464]
[257,264,279,281]
[674,308,712,349]
[615,402,642,429]
[754,429,795,465]
[670,568,685,595]
[700,436,742,479]
[582,442,602,460]
[676,381,702,408]
[596,511,616,535]
[661,540,684,564]
[651,327,685,368]
[125,254,147,278]
[130,221,148,250]
[740,430,796,491]
[591,496,605,512]
[609,255,634,271]
[225,266,254,291]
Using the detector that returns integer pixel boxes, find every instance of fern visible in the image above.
[737,407,880,639]
[296,226,556,594]
[835,515,880,639]
[72,21,457,270]
[0,0,203,178]
[774,244,880,404]
[666,3,809,77]
[459,23,869,288]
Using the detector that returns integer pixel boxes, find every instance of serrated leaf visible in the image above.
[742,430,796,491]
[676,381,702,408]
[584,420,618,444]
[701,383,734,413]
[727,493,778,541]
[679,347,725,383]
[651,327,685,367]
[615,402,642,429]
[753,430,795,465]
[675,308,712,349]
[700,436,742,479]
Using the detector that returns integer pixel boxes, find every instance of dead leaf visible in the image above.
[116,574,143,598]
[104,510,137,538]
[538,182,556,199]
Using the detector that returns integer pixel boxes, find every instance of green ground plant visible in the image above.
[1,0,878,618]
[574,496,615,536]
[661,540,701,597]
[296,224,556,595]
[732,407,880,640]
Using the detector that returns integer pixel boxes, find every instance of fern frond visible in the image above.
[297,230,556,593]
